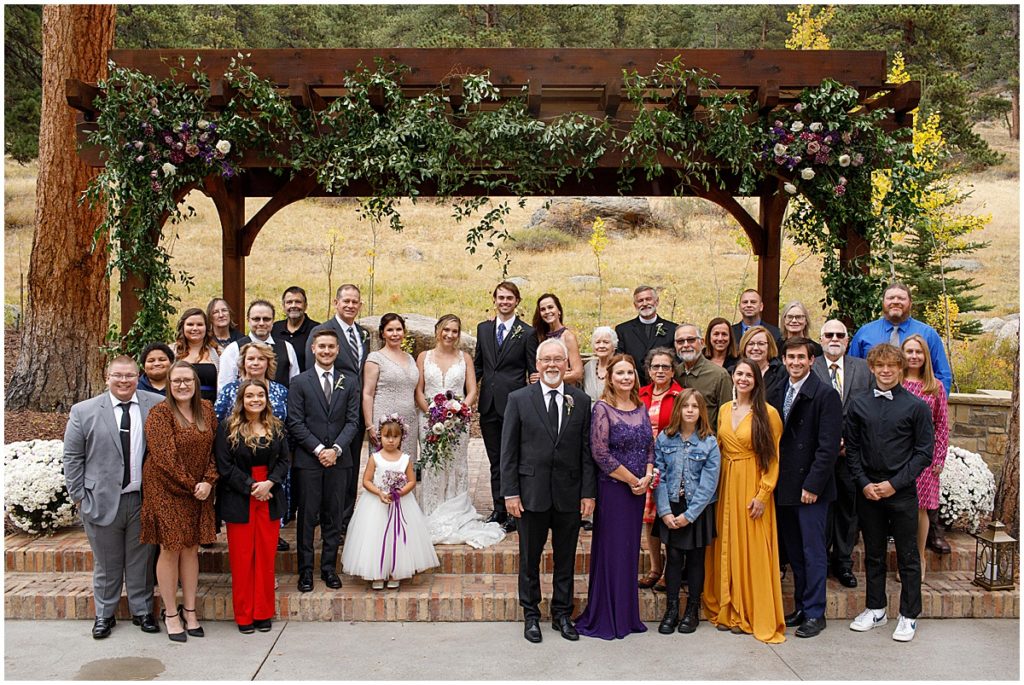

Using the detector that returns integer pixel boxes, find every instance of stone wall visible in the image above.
[948,392,1013,473]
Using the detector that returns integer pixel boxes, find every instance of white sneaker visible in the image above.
[892,614,917,642]
[849,608,888,631]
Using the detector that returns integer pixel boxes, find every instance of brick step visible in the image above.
[4,528,979,576]
[5,570,1016,622]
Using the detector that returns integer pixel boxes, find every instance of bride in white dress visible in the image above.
[415,314,505,549]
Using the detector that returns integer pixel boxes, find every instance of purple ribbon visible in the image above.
[379,488,408,576]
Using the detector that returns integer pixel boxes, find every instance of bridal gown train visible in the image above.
[417,350,505,549]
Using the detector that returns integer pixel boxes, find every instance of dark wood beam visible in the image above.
[750,79,780,115]
[863,81,921,119]
[690,186,764,254]
[201,175,247,316]
[601,81,621,118]
[240,171,320,255]
[207,79,237,109]
[448,76,465,113]
[527,80,542,118]
[756,184,789,326]
[66,79,101,120]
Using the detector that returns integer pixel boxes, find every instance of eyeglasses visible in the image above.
[822,331,847,339]
[746,341,769,348]
[674,337,699,345]
[249,316,273,322]
[784,314,807,321]
[649,364,673,371]
[108,373,138,381]
[538,357,566,365]
[170,378,195,387]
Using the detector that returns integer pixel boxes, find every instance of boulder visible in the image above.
[402,246,424,262]
[506,276,530,289]
[947,258,982,273]
[527,197,654,237]
[568,275,601,287]
[359,313,478,358]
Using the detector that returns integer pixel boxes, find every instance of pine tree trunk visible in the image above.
[992,330,1019,538]
[1010,88,1020,141]
[4,5,116,412]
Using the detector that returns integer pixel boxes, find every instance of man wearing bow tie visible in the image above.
[844,343,933,643]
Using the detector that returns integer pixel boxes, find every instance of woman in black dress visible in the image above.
[174,307,221,402]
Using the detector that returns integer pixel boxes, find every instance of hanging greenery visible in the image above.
[83,55,922,355]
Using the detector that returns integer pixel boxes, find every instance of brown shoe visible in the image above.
[927,510,952,554]
[638,571,661,589]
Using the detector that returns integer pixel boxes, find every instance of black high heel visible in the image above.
[179,604,205,638]
[162,607,187,643]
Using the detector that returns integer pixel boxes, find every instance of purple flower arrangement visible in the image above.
[764,115,864,198]
[380,469,408,498]
[420,391,473,473]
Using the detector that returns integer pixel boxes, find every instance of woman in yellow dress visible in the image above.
[704,358,786,643]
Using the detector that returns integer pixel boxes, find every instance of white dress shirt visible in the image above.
[110,391,145,494]
[542,381,566,433]
[217,333,300,390]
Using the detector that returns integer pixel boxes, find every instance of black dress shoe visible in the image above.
[238,623,255,634]
[321,570,343,589]
[277,537,290,552]
[298,570,314,592]
[836,570,858,588]
[551,615,579,641]
[484,511,504,525]
[581,519,594,532]
[132,613,159,633]
[254,618,273,632]
[501,517,518,534]
[92,616,116,639]
[795,616,827,638]
[523,618,543,643]
[784,609,806,627]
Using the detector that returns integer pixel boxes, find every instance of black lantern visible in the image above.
[972,521,1017,591]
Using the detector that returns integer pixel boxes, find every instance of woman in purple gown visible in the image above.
[576,354,655,640]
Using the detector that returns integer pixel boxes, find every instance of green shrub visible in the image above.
[951,333,1017,393]
[510,227,576,252]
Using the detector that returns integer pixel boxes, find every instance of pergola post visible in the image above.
[757,186,789,326]
[119,241,147,335]
[203,175,246,319]
[839,223,872,327]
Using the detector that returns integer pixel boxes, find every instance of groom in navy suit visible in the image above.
[475,281,538,533]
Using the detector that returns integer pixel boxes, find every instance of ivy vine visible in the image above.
[84,56,917,355]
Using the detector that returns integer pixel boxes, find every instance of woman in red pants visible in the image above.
[215,379,290,633]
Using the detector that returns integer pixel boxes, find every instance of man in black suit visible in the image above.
[614,285,676,387]
[475,280,538,533]
[306,284,370,536]
[287,328,361,592]
[501,338,596,644]
[812,319,873,588]
[768,337,842,639]
[732,288,783,349]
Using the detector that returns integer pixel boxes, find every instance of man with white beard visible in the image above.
[672,323,732,432]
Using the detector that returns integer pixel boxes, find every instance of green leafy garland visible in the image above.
[84,57,913,355]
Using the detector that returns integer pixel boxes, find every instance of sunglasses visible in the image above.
[822,332,847,339]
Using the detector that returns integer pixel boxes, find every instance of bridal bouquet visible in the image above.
[421,391,473,473]
[5,440,77,535]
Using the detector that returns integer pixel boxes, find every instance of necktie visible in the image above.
[873,388,893,400]
[497,322,506,348]
[830,363,843,394]
[346,326,359,358]
[322,371,333,404]
[118,402,132,488]
[548,389,560,433]
[783,384,796,422]
[888,324,901,347]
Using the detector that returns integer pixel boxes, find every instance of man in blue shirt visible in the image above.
[849,283,952,395]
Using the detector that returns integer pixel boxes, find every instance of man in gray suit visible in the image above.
[812,319,872,589]
[63,356,163,639]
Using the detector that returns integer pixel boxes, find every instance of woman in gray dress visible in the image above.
[362,313,420,460]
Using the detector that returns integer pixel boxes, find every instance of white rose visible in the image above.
[197,119,210,130]
[800,168,815,180]
[215,140,232,155]
[838,154,851,167]
[431,423,446,435]
[446,400,462,412]
[809,122,823,132]
[161,162,177,177]
[791,121,804,132]
[784,182,798,195]
[773,143,787,156]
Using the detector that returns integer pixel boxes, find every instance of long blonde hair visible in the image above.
[165,361,209,432]
[226,379,282,450]
[901,334,942,397]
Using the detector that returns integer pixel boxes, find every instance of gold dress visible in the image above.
[703,401,786,643]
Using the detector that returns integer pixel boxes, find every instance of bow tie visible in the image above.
[873,389,894,400]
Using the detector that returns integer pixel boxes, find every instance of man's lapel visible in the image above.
[496,317,518,364]
[530,383,557,442]
[100,394,124,459]
[841,356,855,404]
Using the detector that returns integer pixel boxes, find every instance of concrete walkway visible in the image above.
[4,618,1018,680]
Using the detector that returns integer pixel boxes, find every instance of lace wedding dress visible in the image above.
[417,350,505,549]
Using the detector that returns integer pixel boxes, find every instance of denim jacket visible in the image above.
[653,431,721,523]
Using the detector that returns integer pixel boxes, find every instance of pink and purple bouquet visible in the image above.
[378,469,409,575]
[420,391,473,473]
[380,469,408,498]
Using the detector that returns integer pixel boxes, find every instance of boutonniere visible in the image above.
[564,395,575,416]
[510,324,524,341]
[334,374,346,391]
[359,328,368,343]
[655,323,666,337]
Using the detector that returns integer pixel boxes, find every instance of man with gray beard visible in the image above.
[672,323,732,432]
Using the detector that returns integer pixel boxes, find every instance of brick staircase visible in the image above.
[5,440,1018,622]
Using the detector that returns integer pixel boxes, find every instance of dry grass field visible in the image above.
[4,124,1019,350]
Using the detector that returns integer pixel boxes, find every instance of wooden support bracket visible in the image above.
[527,80,543,118]
[448,76,465,113]
[368,84,386,113]
[66,79,101,121]
[207,79,238,108]
[240,171,320,256]
[691,185,764,255]
[750,79,779,115]
[601,81,622,118]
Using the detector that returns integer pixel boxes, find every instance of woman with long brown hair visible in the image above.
[141,361,218,642]
[530,293,584,385]
[174,307,221,403]
[703,317,738,369]
[703,358,785,643]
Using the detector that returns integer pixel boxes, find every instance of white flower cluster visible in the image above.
[938,446,995,533]
[4,440,77,535]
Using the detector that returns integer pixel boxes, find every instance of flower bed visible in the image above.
[4,439,77,535]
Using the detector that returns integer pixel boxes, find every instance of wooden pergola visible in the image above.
[66,49,919,330]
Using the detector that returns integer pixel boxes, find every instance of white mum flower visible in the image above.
[838,154,851,167]
[791,121,804,132]
[773,143,788,156]
[161,162,177,177]
[215,140,232,155]
[800,168,815,180]
[784,182,798,195]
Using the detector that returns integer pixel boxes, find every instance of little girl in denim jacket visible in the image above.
[653,388,721,635]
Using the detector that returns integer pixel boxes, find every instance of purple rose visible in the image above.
[151,180,162,192]
[169,150,185,164]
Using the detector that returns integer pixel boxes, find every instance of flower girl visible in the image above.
[342,414,439,589]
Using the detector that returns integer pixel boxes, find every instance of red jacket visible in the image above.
[639,380,683,436]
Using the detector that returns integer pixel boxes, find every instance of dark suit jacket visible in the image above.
[287,367,361,469]
[63,390,164,527]
[305,317,370,386]
[767,370,842,506]
[812,354,872,414]
[474,317,538,419]
[732,321,784,351]
[499,383,597,512]
[614,316,676,386]
[214,424,290,522]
